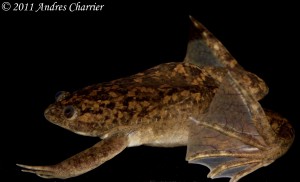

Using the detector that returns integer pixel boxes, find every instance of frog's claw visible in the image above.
[16,164,61,178]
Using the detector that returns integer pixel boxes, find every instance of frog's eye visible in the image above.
[55,91,70,102]
[63,105,77,119]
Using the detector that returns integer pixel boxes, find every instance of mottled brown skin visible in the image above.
[17,16,294,182]
[43,63,267,139]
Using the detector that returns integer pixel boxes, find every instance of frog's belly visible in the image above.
[127,124,189,148]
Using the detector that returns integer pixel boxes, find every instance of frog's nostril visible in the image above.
[44,105,58,121]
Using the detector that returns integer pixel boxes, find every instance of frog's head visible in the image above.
[44,91,108,137]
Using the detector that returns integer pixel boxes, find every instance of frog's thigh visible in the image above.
[18,134,128,179]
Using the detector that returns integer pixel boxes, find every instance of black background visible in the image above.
[2,1,299,182]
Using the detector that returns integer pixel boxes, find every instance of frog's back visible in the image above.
[45,62,219,138]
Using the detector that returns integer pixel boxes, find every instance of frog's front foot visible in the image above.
[17,135,129,179]
[17,164,68,179]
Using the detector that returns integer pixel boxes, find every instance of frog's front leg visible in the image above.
[17,134,128,179]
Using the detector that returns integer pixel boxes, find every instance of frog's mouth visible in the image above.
[44,104,97,136]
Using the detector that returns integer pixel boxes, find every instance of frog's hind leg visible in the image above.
[184,16,242,69]
[17,134,128,179]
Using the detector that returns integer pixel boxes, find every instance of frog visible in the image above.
[17,16,294,182]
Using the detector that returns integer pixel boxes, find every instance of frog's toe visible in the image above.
[16,164,58,179]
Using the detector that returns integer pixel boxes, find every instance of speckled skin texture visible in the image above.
[17,17,294,182]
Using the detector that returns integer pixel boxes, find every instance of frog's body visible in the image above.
[17,17,294,182]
